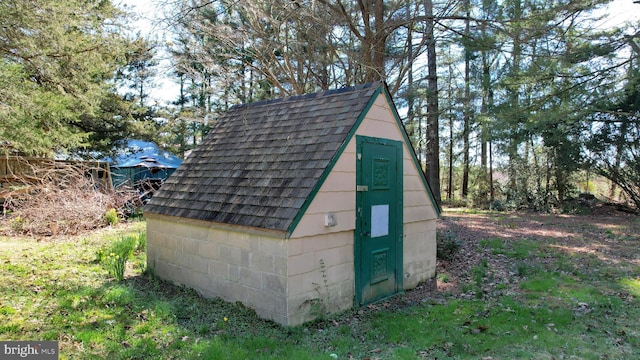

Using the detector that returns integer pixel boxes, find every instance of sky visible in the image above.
[593,0,639,29]
[118,0,177,105]
[121,0,639,105]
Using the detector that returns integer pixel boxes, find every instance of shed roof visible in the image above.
[144,82,415,233]
[107,140,182,169]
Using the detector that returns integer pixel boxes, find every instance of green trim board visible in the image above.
[380,84,442,217]
[149,81,439,235]
[146,82,381,233]
[286,82,440,237]
[286,85,384,237]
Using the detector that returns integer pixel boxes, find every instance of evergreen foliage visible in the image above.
[589,67,640,209]
[0,0,154,156]
[2,0,639,210]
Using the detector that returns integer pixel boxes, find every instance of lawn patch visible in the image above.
[480,237,538,259]
[2,212,640,359]
[620,277,640,297]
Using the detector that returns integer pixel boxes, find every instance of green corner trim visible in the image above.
[286,81,441,237]
[286,84,384,237]
[380,84,442,217]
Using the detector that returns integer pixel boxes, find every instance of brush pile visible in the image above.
[1,160,140,236]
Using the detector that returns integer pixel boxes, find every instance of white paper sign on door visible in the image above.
[371,204,389,238]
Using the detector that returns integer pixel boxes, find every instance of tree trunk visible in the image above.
[424,0,441,204]
[479,18,491,205]
[446,61,454,201]
[461,0,471,199]
[448,100,454,201]
[372,0,385,80]
[610,117,629,199]
[507,0,523,199]
[406,0,416,161]
[488,85,495,204]
[489,139,494,203]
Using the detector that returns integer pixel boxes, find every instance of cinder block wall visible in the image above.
[286,232,354,325]
[146,214,289,325]
[403,220,437,289]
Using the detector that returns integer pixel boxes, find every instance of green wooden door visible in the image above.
[355,136,403,306]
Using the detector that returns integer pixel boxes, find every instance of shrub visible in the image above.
[9,216,26,233]
[104,208,118,226]
[437,230,461,261]
[489,200,506,211]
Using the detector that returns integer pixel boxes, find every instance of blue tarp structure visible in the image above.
[106,140,182,189]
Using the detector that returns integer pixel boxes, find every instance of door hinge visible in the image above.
[356,185,368,192]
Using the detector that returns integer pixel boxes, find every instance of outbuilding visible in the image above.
[144,82,440,326]
[107,139,182,189]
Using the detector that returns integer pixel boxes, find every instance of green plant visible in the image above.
[437,273,450,283]
[103,208,119,226]
[561,199,593,215]
[489,200,506,211]
[461,283,474,293]
[437,230,461,261]
[520,272,560,292]
[515,261,541,277]
[480,237,505,254]
[101,234,137,281]
[508,240,538,259]
[300,259,333,321]
[472,261,488,287]
[470,259,490,299]
[9,216,25,233]
[309,259,330,320]
[133,231,146,252]
[127,206,144,220]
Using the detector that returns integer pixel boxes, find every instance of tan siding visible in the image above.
[320,170,356,191]
[405,173,426,191]
[293,211,355,239]
[402,220,437,289]
[404,190,431,207]
[354,94,437,290]
[305,191,353,216]
[285,93,437,324]
[404,205,438,223]
[290,134,356,239]
[300,234,328,253]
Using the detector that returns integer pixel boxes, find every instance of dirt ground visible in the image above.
[386,204,640,307]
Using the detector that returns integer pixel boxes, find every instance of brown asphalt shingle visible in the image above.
[144,82,382,232]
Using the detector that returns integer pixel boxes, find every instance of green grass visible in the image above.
[621,278,640,297]
[1,219,639,359]
[480,237,539,259]
[371,297,578,358]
